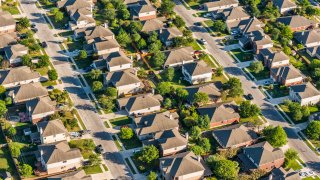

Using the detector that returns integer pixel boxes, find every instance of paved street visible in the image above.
[18,2,131,179]
[174,0,320,173]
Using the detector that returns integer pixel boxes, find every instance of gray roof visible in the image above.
[204,0,238,9]
[197,102,240,123]
[154,129,187,150]
[48,170,92,180]
[271,65,303,81]
[213,124,258,148]
[4,44,28,60]
[159,151,212,178]
[94,39,120,51]
[102,52,132,67]
[76,26,114,41]
[164,47,195,66]
[70,8,95,23]
[105,69,140,87]
[117,94,162,112]
[294,30,320,46]
[58,0,91,12]
[37,119,68,137]
[243,141,284,167]
[277,15,315,29]
[133,4,156,14]
[223,6,250,21]
[141,17,165,32]
[0,10,15,27]
[185,82,222,103]
[269,168,301,180]
[0,33,16,49]
[26,97,56,116]
[260,48,289,63]
[134,111,179,136]
[182,60,212,76]
[8,82,48,102]
[290,82,320,99]
[160,27,183,42]
[38,141,82,164]
[273,0,296,10]
[306,46,320,56]
[0,66,40,85]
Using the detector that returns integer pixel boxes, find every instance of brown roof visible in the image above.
[260,48,289,63]
[0,10,15,27]
[273,0,296,10]
[117,93,162,112]
[277,15,315,29]
[271,65,304,81]
[105,69,141,87]
[37,119,68,137]
[197,102,240,123]
[160,27,183,42]
[154,129,187,150]
[223,6,250,22]
[4,44,28,60]
[164,47,195,66]
[0,33,17,49]
[204,0,238,9]
[57,0,91,12]
[289,82,320,99]
[182,60,212,76]
[269,167,300,180]
[26,97,56,115]
[134,4,156,14]
[141,17,165,32]
[0,66,40,86]
[94,39,120,51]
[185,82,222,103]
[48,170,92,180]
[82,26,114,41]
[102,52,132,67]
[8,82,48,102]
[294,30,320,46]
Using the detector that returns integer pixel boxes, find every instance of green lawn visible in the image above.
[230,49,254,62]
[69,139,95,159]
[302,177,320,180]
[47,12,69,29]
[109,116,131,127]
[131,153,158,173]
[83,165,103,175]
[75,56,94,69]
[125,158,136,174]
[1,3,20,15]
[112,135,123,151]
[160,69,190,88]
[0,146,17,175]
[60,111,81,132]
[285,160,303,171]
[36,66,49,76]
[104,121,110,128]
[66,40,84,52]
[200,54,217,68]
[102,164,108,171]
[38,0,56,9]
[265,84,289,98]
[240,115,264,125]
[118,133,142,150]
[41,80,57,87]
[187,40,202,51]
[58,31,74,37]
[246,68,270,80]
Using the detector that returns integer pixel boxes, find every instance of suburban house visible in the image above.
[306,45,320,58]
[238,141,285,172]
[0,10,16,34]
[0,33,17,50]
[266,167,300,180]
[212,124,258,149]
[222,6,251,23]
[4,44,28,64]
[104,52,132,72]
[197,102,240,128]
[124,0,145,7]
[7,82,48,104]
[258,48,290,68]
[270,65,304,86]
[116,93,163,115]
[182,60,213,85]
[239,30,273,53]
[131,4,157,21]
[93,39,120,55]
[104,68,142,96]
[204,0,238,12]
[145,129,188,156]
[26,97,56,124]
[159,27,183,46]
[37,141,83,174]
[37,119,68,144]
[48,170,92,180]
[74,25,114,42]
[227,17,264,34]
[273,0,296,14]
[159,151,212,180]
[141,17,165,33]
[185,82,222,104]
[289,82,320,106]
[0,66,41,88]
[294,30,320,48]
[133,111,179,140]
[163,46,195,68]
[277,15,316,31]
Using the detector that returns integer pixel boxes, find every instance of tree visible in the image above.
[9,142,21,158]
[118,8,130,20]
[139,145,159,163]
[175,88,189,100]
[0,85,6,95]
[193,92,209,105]
[305,121,320,140]
[148,42,161,53]
[151,51,165,67]
[285,148,298,160]
[239,101,260,118]
[160,0,175,15]
[38,55,50,67]
[54,11,64,22]
[198,115,210,129]
[147,171,157,180]
[173,16,185,28]
[215,67,223,76]
[18,17,30,29]
[212,20,226,33]
[249,61,264,74]
[50,8,59,15]
[0,100,7,117]
[283,46,292,55]
[5,97,12,106]
[129,21,143,34]
[301,106,310,117]
[212,160,239,179]
[22,55,32,67]
[198,137,211,153]
[132,33,141,42]
[120,127,134,139]
[20,164,33,176]
[224,77,243,97]
[190,126,201,139]
[89,69,102,80]
[92,81,103,92]
[48,69,58,81]
[190,145,204,155]
[89,154,102,166]
[6,126,16,137]
[263,126,287,147]
[116,28,131,46]
[105,87,117,98]
[163,98,172,109]
[163,67,174,81]
[98,95,115,112]
[156,82,171,95]
[78,50,87,59]
[137,38,147,50]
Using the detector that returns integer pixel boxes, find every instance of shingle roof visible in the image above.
[83,26,114,41]
[223,6,250,21]
[102,52,132,67]
[105,69,141,87]
[0,33,17,49]
[38,141,82,164]
[243,141,284,166]
[48,170,92,180]
[271,65,303,81]
[273,0,296,10]
[277,15,314,29]
[58,0,91,12]
[269,167,300,180]
[134,111,179,136]
[4,44,28,60]
[197,102,240,123]
[70,8,95,23]
[0,66,40,85]
[294,30,320,45]
[213,124,258,148]
[164,47,195,66]
[260,48,289,63]
[290,82,320,99]
[159,151,212,178]
[185,83,222,103]
[141,17,165,32]
[0,10,15,27]
[37,119,67,137]
[204,0,238,9]
[160,27,183,42]
[8,82,48,102]
[26,97,56,116]
[182,60,212,76]
[154,129,187,150]
[94,39,120,51]
[117,94,162,112]
[134,4,156,14]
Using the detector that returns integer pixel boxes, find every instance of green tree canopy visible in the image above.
[224,77,243,97]
[78,50,87,59]
[212,159,239,179]
[92,81,103,92]
[0,100,7,117]
[305,121,320,140]
[105,87,117,98]
[239,101,260,118]
[48,69,58,81]
[263,126,287,147]
[116,28,131,46]
[249,61,264,74]
[20,164,33,176]
[89,153,102,166]
[139,145,159,164]
[89,69,102,80]
[120,127,134,140]
[193,92,209,105]
[163,67,175,81]
[151,51,165,67]
[156,82,172,95]
[190,126,201,139]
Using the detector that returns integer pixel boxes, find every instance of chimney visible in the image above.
[40,149,43,157]
[185,132,189,140]
[169,113,173,120]
[39,127,43,134]
[197,155,201,162]
[151,88,155,95]
[302,31,305,36]
[104,23,108,29]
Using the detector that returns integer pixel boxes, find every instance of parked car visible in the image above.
[46,85,54,91]
[95,145,104,154]
[41,42,48,48]
[203,13,212,18]
[31,23,36,28]
[70,132,80,138]
[194,22,202,26]
[247,94,254,100]
[31,28,38,32]
[200,38,207,44]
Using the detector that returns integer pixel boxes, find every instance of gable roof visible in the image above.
[290,82,320,99]
[83,26,114,41]
[94,39,120,51]
[269,167,300,180]
[197,102,240,123]
[212,124,258,148]
[134,4,156,14]
[38,141,82,164]
[271,65,303,81]
[102,51,132,67]
[141,17,165,32]
[182,60,212,76]
[0,33,17,49]
[37,119,67,137]
[0,66,40,86]
[0,10,15,27]
[273,0,296,10]
[8,82,48,102]
[294,30,320,45]
[48,170,92,180]
[154,129,187,150]
[159,151,212,178]
[260,48,289,63]
[164,47,195,66]
[160,27,183,42]
[243,141,284,166]
[105,69,141,87]
[117,94,162,112]
[223,6,250,21]
[204,0,238,9]
[277,15,315,29]
[134,111,179,136]
[58,0,91,12]
[26,97,56,115]
[4,44,28,60]
[185,83,222,103]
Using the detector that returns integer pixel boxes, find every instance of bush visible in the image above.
[138,145,159,164]
[263,126,287,147]
[92,81,103,92]
[48,69,58,80]
[120,127,134,140]
[20,164,33,176]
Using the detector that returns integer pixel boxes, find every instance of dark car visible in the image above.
[79,130,91,135]
[46,85,54,91]
[95,145,104,154]
[31,28,38,32]
[194,22,202,26]
[31,23,36,28]
[247,94,254,100]
[41,42,48,48]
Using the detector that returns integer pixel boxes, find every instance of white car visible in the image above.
[203,13,212,18]
[200,38,207,44]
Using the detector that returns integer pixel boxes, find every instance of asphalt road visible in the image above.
[18,2,131,179]
[174,0,320,173]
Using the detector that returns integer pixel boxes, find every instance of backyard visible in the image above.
[0,146,17,177]
[131,153,158,173]
[230,49,254,62]
[264,84,289,98]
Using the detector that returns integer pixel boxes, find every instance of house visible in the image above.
[197,102,240,128]
[37,141,83,174]
[204,0,238,12]
[159,151,212,180]
[266,167,301,180]
[141,17,165,33]
[0,10,16,34]
[239,30,273,53]
[104,69,142,96]
[116,93,163,115]
[294,30,320,48]
[238,141,285,172]
[133,111,179,140]
[4,44,28,64]
[289,82,320,106]
[277,15,316,31]
[124,0,145,7]
[103,52,132,72]
[93,39,120,55]
[227,17,264,34]
[182,60,212,85]
[57,0,92,11]
[48,170,92,180]
[37,119,68,144]
[160,27,183,46]
[185,82,222,104]
[273,0,297,14]
[0,66,41,88]
[0,33,16,50]
[69,8,96,30]
[145,129,188,156]
[26,97,56,124]
[306,46,320,58]
[212,124,258,149]
[131,5,157,21]
[163,46,195,68]
[7,82,48,104]
[222,6,250,23]
[74,25,114,42]
[258,48,290,68]
[271,65,304,86]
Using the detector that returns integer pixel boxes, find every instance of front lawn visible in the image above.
[131,153,158,173]
[0,146,17,175]
[36,66,49,76]
[83,165,103,175]
[279,103,317,124]
[47,12,69,29]
[109,116,131,127]
[246,67,270,80]
[285,160,303,171]
[66,40,84,52]
[75,56,94,69]
[1,2,20,15]
[230,49,254,62]
[117,133,142,150]
[69,139,95,159]
[265,84,289,98]
[187,40,202,51]
[41,80,57,87]
[60,111,81,132]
